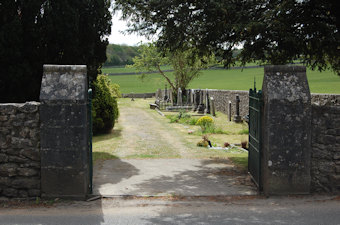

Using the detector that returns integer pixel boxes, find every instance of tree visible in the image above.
[114,0,339,75]
[0,0,112,102]
[130,43,213,94]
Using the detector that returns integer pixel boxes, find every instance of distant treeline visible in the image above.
[103,44,243,67]
[104,44,140,66]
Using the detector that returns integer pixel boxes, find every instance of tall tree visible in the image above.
[0,0,112,102]
[130,43,213,93]
[114,0,339,75]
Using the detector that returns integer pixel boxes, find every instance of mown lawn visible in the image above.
[107,67,340,94]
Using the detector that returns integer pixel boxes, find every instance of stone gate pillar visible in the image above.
[262,65,311,195]
[40,65,89,199]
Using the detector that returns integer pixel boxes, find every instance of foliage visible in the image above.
[166,112,199,125]
[92,75,119,134]
[104,44,140,66]
[114,0,339,75]
[0,0,112,102]
[196,116,214,127]
[110,83,122,98]
[129,42,214,94]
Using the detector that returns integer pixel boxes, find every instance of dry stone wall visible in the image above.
[207,90,249,117]
[0,102,41,198]
[311,95,340,193]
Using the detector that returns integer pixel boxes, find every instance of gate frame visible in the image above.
[248,86,262,190]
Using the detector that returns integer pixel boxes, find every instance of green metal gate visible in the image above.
[248,87,262,189]
[88,89,93,194]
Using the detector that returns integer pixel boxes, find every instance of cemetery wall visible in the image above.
[207,90,249,117]
[310,94,340,193]
[0,102,41,198]
[122,93,155,98]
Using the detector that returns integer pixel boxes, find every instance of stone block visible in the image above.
[0,163,18,177]
[0,153,9,162]
[323,135,336,144]
[11,178,40,189]
[41,168,88,199]
[3,188,18,197]
[40,149,87,168]
[20,149,40,161]
[40,127,87,150]
[8,155,30,163]
[0,177,11,186]
[17,168,39,177]
[40,104,87,127]
[335,166,340,174]
[40,65,87,102]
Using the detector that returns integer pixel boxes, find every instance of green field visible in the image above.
[106,67,340,94]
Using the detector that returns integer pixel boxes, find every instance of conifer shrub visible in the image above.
[92,75,119,134]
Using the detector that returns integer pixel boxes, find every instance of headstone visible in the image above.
[156,88,162,100]
[40,65,90,199]
[204,89,211,114]
[233,95,242,122]
[177,88,182,106]
[261,65,311,195]
[164,85,168,101]
[197,90,205,114]
[169,89,173,105]
[210,97,216,116]
[190,89,194,106]
[186,89,191,105]
[228,101,232,121]
[193,89,200,111]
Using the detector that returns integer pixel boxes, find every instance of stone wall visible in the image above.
[122,93,155,98]
[0,102,41,198]
[207,90,249,117]
[311,95,340,193]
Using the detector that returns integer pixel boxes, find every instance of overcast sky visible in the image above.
[108,11,149,46]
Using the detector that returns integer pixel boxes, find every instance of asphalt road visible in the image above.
[1,196,339,225]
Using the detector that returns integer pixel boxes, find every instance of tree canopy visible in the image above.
[104,44,140,66]
[0,0,112,102]
[114,0,339,75]
[130,43,214,93]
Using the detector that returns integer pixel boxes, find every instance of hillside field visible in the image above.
[103,67,340,94]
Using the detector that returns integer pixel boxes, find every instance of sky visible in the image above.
[108,11,150,46]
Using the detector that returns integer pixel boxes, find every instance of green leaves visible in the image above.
[92,75,119,134]
[114,0,339,75]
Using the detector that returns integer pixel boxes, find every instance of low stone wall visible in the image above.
[0,102,41,198]
[207,89,249,117]
[122,93,155,98]
[311,95,340,193]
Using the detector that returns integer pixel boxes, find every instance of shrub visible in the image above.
[92,75,119,134]
[196,116,214,127]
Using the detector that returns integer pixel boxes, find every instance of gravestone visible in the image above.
[228,101,232,121]
[233,95,242,122]
[261,65,311,195]
[169,89,173,105]
[197,89,205,114]
[204,89,211,114]
[164,85,168,101]
[156,89,162,100]
[210,97,216,116]
[40,65,90,199]
[177,88,182,106]
[186,89,191,105]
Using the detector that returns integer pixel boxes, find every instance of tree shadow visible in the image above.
[93,129,122,143]
[130,159,256,196]
[92,157,140,196]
